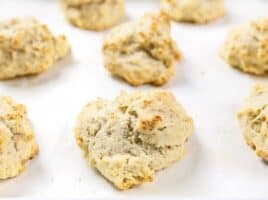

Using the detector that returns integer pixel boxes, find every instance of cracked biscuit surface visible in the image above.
[161,0,225,24]
[238,84,268,161]
[0,17,70,80]
[60,0,125,30]
[75,90,194,190]
[0,96,38,179]
[222,18,268,75]
[102,12,181,86]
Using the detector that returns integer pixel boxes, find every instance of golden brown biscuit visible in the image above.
[0,17,70,79]
[0,96,38,179]
[102,12,181,86]
[75,90,194,190]
[161,0,225,24]
[60,0,125,30]
[238,84,268,161]
[222,18,268,75]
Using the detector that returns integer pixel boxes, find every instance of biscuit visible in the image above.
[222,18,268,75]
[75,90,194,190]
[161,0,225,24]
[0,96,38,179]
[60,0,125,30]
[102,12,181,86]
[237,84,268,161]
[0,17,70,80]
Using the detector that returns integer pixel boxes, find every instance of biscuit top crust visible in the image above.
[139,12,181,62]
[102,12,181,86]
[76,90,193,152]
[103,12,181,67]
[0,96,33,138]
[0,17,69,61]
[0,17,70,79]
[221,18,268,75]
[115,90,192,146]
[0,18,51,50]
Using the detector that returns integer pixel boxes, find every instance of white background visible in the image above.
[0,0,268,199]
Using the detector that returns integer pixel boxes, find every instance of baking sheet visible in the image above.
[0,0,268,199]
